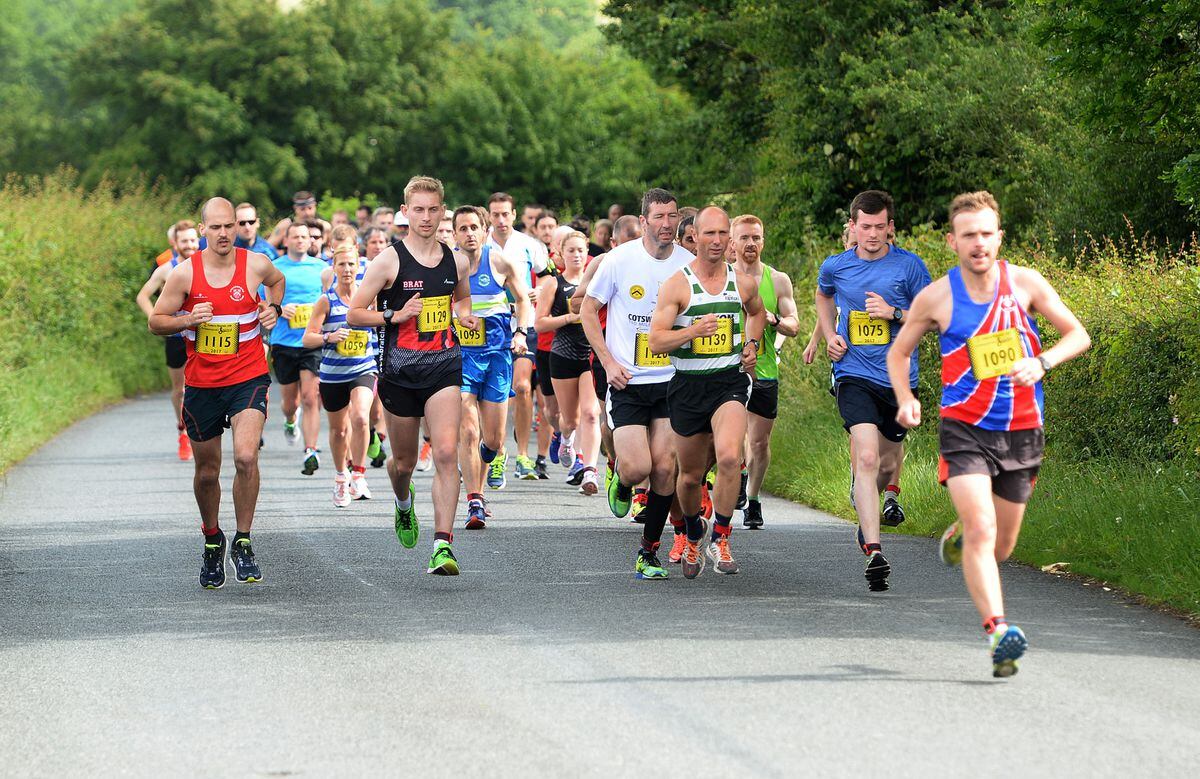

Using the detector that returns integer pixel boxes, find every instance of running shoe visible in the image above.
[514,454,538,480]
[607,475,633,519]
[681,517,711,580]
[534,456,550,480]
[481,496,493,518]
[864,550,891,592]
[200,532,226,589]
[566,457,585,485]
[604,463,615,493]
[367,430,382,462]
[229,537,262,583]
[700,483,713,520]
[579,467,599,495]
[668,533,687,564]
[630,491,648,522]
[465,500,487,530]
[635,548,669,580]
[989,624,1028,678]
[427,542,460,576]
[704,465,717,490]
[394,493,419,548]
[416,440,433,472]
[559,433,576,470]
[333,474,351,508]
[939,521,963,566]
[487,448,508,490]
[742,501,763,529]
[177,432,192,461]
[350,472,372,501]
[302,448,320,475]
[549,432,562,465]
[283,419,299,446]
[736,469,749,510]
[706,536,739,575]
[882,495,906,527]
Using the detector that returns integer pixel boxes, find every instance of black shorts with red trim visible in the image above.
[183,373,271,442]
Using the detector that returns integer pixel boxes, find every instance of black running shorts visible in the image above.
[605,380,669,430]
[271,345,322,385]
[535,349,555,396]
[938,418,1044,504]
[746,378,779,420]
[319,373,378,413]
[667,368,752,438]
[835,377,909,443]
[591,360,608,405]
[182,373,271,442]
[550,353,590,381]
[164,336,187,370]
[378,366,460,418]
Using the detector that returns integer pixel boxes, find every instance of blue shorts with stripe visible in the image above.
[461,349,514,404]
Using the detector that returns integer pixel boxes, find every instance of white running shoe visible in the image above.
[416,440,433,472]
[559,432,576,469]
[333,474,351,508]
[579,467,599,495]
[350,472,372,500]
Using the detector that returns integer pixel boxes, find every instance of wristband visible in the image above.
[270,303,282,317]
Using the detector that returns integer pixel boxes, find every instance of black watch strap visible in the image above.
[270,303,282,316]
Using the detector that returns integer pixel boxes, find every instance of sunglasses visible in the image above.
[237,220,258,226]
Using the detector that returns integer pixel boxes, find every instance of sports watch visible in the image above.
[1037,355,1052,373]
[382,308,395,325]
[892,307,903,322]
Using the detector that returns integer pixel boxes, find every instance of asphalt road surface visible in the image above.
[1,390,1197,777]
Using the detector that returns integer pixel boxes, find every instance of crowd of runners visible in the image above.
[139,179,1090,678]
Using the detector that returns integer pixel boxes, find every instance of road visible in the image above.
[1,390,1197,777]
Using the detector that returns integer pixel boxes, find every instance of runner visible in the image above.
[676,215,697,255]
[362,226,392,468]
[453,205,533,528]
[536,230,600,493]
[267,190,329,250]
[306,219,329,261]
[302,245,378,507]
[581,188,693,580]
[234,203,278,259]
[649,206,766,579]
[486,192,553,480]
[272,221,328,474]
[148,197,285,589]
[436,214,455,246]
[393,211,410,242]
[349,175,474,576]
[730,215,800,528]
[534,210,558,254]
[887,190,1090,676]
[520,203,543,234]
[136,219,201,461]
[816,190,932,591]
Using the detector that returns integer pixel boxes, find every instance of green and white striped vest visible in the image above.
[670,264,743,375]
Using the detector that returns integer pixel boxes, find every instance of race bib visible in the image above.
[418,296,451,333]
[454,319,485,347]
[336,329,369,357]
[289,304,313,329]
[967,328,1023,380]
[692,317,735,356]
[195,322,239,356]
[848,310,890,346]
[634,332,669,368]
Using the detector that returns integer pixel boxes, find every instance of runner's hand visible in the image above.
[399,294,424,322]
[526,287,539,305]
[328,327,350,343]
[190,302,214,326]
[604,357,632,391]
[803,339,819,364]
[896,398,922,429]
[460,313,480,332]
[281,303,297,320]
[257,302,277,329]
[765,311,778,327]
[740,342,758,373]
[864,291,894,320]
[693,314,719,337]
[1009,357,1045,387]
[827,334,848,361]
[511,334,527,355]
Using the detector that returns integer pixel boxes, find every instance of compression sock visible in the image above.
[640,490,673,547]
[711,513,733,542]
[480,443,499,463]
[684,513,705,542]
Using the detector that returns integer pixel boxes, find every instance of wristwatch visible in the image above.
[382,308,394,325]
[514,327,528,336]
[745,338,760,351]
[892,307,903,322]
[269,303,282,317]
[1037,355,1052,373]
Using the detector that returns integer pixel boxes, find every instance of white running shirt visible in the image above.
[586,238,694,384]
[487,229,549,280]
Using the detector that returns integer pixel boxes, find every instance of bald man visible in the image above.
[149,197,286,589]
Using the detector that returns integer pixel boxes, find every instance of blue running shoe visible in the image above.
[486,448,508,490]
[566,457,585,486]
[549,431,562,465]
[989,624,1028,678]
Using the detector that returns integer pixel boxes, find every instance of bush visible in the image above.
[0,172,193,472]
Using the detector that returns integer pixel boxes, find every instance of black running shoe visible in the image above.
[881,496,906,527]
[534,456,550,480]
[865,550,891,592]
[736,471,748,510]
[229,537,263,583]
[742,501,763,529]
[200,532,226,589]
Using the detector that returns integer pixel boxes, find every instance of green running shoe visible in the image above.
[427,542,460,576]
[939,521,963,566]
[367,429,382,461]
[635,548,669,580]
[607,474,632,518]
[394,491,419,549]
[487,448,508,489]
[604,463,615,493]
[514,454,538,480]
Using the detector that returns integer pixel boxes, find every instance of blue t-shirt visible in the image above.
[272,254,329,348]
[817,245,932,388]
[234,235,279,260]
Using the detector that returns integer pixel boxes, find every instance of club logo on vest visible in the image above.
[229,286,246,302]
[629,285,645,300]
[478,274,491,287]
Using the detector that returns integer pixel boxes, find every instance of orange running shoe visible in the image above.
[705,536,739,575]
[681,517,711,579]
[177,432,192,461]
[668,532,688,564]
[700,483,713,519]
[416,440,433,472]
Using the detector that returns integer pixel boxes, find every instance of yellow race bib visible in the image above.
[454,319,485,347]
[336,329,370,357]
[692,317,735,356]
[418,296,451,333]
[634,332,669,367]
[848,310,890,346]
[289,304,313,329]
[195,322,239,356]
[967,328,1024,380]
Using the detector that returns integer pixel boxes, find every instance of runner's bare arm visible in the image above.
[533,276,562,333]
[251,253,285,329]
[815,289,847,360]
[738,272,766,372]
[301,295,333,349]
[452,252,476,328]
[497,252,533,332]
[1012,266,1091,385]
[580,296,615,364]
[569,253,606,314]
[347,246,397,327]
[803,319,822,364]
[148,264,197,336]
[649,273,705,355]
[135,263,172,318]
[267,218,291,249]
[772,271,801,338]
[887,283,944,426]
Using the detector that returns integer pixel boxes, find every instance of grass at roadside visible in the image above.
[766,358,1200,616]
